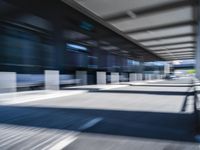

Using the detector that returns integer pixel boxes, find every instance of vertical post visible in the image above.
[196,1,200,79]
[135,73,137,81]
[96,71,106,84]
[139,61,144,80]
[45,70,59,90]
[164,63,170,75]
[0,72,16,93]
[129,73,135,82]
[111,72,119,83]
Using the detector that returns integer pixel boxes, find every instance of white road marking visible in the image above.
[0,90,87,105]
[47,134,77,150]
[79,117,103,130]
[0,125,78,150]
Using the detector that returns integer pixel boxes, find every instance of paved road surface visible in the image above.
[0,78,199,150]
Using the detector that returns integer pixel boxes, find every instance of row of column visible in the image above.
[0,71,164,93]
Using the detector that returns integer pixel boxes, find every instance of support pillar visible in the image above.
[196,1,200,79]
[111,72,119,83]
[45,70,59,90]
[96,71,106,84]
[129,73,136,82]
[0,72,16,93]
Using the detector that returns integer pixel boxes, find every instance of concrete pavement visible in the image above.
[0,78,199,150]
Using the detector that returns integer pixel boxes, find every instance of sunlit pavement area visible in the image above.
[0,78,199,150]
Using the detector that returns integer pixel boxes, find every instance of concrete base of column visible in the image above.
[45,70,59,90]
[111,72,119,83]
[0,72,16,93]
[129,73,137,82]
[96,71,106,84]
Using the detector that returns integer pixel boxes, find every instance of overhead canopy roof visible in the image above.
[63,0,197,61]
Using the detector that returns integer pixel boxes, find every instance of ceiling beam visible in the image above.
[149,46,195,52]
[147,41,196,48]
[159,54,194,57]
[138,33,196,42]
[124,21,196,34]
[161,53,194,56]
[163,56,194,59]
[172,57,194,59]
[156,50,194,54]
[152,49,194,53]
[166,57,194,60]
[104,0,196,22]
[161,54,193,56]
[170,57,194,60]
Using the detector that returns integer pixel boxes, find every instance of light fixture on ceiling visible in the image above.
[126,10,137,19]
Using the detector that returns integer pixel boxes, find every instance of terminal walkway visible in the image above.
[0,78,199,149]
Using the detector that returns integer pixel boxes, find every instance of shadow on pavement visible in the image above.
[0,105,197,142]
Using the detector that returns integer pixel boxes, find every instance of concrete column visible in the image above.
[45,70,59,90]
[136,73,140,81]
[129,73,133,82]
[76,71,87,85]
[139,73,143,81]
[164,63,170,75]
[129,73,136,82]
[134,73,137,81]
[135,73,138,81]
[196,2,200,79]
[196,48,200,79]
[0,72,16,93]
[111,72,119,83]
[139,61,144,80]
[96,71,106,84]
